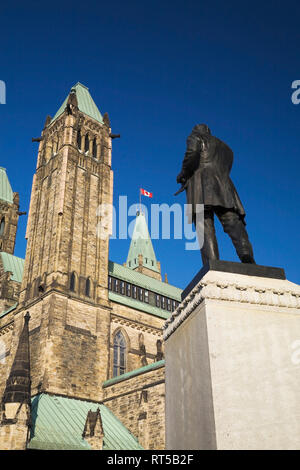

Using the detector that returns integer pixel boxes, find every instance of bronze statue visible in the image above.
[176,124,255,265]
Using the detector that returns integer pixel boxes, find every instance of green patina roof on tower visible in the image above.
[28,394,143,451]
[51,82,103,124]
[0,167,14,204]
[126,211,160,274]
[0,252,24,282]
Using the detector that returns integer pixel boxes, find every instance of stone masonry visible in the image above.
[0,84,177,450]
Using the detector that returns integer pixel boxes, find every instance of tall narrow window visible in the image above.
[85,134,89,153]
[138,288,143,301]
[113,279,119,293]
[156,340,164,361]
[0,218,5,236]
[126,283,131,297]
[85,278,91,297]
[92,138,97,158]
[70,272,76,292]
[77,129,81,149]
[132,286,137,299]
[113,330,126,377]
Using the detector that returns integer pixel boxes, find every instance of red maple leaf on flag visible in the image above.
[140,188,153,198]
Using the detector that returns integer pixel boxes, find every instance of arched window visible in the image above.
[92,138,97,158]
[70,272,76,292]
[156,339,164,361]
[85,278,90,297]
[77,129,81,149]
[113,330,126,377]
[0,218,5,236]
[85,134,89,153]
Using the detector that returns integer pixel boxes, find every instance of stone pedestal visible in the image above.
[164,264,300,450]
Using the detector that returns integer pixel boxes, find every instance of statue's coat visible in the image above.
[180,131,245,223]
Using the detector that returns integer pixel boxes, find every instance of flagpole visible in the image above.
[139,188,141,214]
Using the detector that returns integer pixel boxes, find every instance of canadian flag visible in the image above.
[140,188,153,198]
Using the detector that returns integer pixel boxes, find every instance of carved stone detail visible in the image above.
[164,272,300,340]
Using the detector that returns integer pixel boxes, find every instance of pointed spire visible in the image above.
[2,312,31,405]
[50,83,103,125]
[126,212,161,280]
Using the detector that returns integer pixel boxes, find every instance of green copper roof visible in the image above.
[0,252,24,282]
[28,394,143,451]
[0,167,14,204]
[0,302,17,319]
[109,291,170,319]
[126,211,160,274]
[103,360,165,388]
[108,260,182,299]
[51,82,103,124]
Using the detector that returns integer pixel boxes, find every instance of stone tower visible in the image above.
[0,312,31,450]
[0,167,20,254]
[17,83,114,401]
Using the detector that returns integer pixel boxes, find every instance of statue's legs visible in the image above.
[215,207,255,264]
[196,206,220,265]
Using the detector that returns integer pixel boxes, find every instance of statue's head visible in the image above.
[192,124,211,136]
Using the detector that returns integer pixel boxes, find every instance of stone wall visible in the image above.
[1,291,111,402]
[103,365,165,449]
[109,301,164,378]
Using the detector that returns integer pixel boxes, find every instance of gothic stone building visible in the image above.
[0,83,182,450]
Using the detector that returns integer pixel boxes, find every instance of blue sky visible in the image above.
[1,0,299,288]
